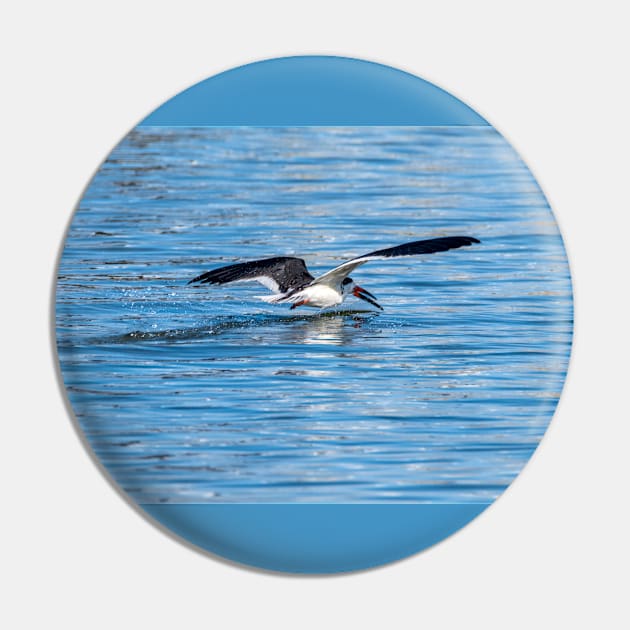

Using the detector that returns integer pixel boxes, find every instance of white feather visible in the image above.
[310,258,372,286]
[251,275,281,293]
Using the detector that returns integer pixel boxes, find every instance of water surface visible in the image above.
[56,126,572,503]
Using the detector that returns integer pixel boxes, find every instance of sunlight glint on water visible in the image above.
[56,126,572,503]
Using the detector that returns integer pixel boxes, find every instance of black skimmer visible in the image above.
[188,236,480,310]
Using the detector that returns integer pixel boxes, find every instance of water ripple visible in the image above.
[56,126,572,503]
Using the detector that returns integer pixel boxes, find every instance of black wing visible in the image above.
[188,256,314,294]
[312,236,480,285]
[358,236,480,260]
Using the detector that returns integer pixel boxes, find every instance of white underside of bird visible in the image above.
[257,283,348,309]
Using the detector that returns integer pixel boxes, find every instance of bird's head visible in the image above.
[341,277,383,310]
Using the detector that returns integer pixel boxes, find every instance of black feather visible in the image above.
[356,236,480,261]
[188,256,314,294]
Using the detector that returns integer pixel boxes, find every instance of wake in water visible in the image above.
[100,310,382,344]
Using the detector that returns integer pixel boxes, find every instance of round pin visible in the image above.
[56,56,572,573]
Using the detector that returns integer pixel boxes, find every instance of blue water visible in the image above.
[56,126,572,503]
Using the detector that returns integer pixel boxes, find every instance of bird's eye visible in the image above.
[342,278,352,286]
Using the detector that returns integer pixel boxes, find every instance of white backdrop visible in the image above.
[2,2,629,628]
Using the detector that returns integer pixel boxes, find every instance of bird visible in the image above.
[188,235,480,311]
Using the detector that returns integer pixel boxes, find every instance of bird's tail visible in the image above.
[256,291,305,305]
[255,294,286,304]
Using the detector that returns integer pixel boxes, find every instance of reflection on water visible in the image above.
[103,311,377,346]
[56,126,572,503]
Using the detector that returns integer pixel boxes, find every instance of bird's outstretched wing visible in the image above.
[311,236,480,286]
[188,256,314,294]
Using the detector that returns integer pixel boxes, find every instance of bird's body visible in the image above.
[260,280,349,309]
[188,236,480,311]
